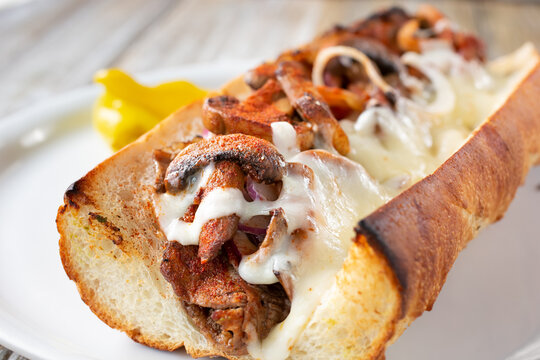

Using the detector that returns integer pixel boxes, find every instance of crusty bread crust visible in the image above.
[57,59,540,359]
[357,61,540,346]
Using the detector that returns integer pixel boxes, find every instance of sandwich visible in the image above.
[57,5,540,360]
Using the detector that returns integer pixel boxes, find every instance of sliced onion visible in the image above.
[246,177,265,201]
[401,51,455,115]
[312,45,394,93]
[246,176,279,201]
[201,128,214,139]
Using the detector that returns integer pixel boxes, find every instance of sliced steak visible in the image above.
[161,242,290,354]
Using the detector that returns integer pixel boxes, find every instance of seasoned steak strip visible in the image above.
[159,135,295,352]
[203,80,314,150]
[161,243,290,354]
[348,6,411,53]
[203,80,290,134]
[276,61,351,155]
[198,161,244,264]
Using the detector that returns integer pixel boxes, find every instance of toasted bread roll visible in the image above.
[58,7,540,360]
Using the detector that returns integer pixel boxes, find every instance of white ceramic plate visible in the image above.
[0,62,539,360]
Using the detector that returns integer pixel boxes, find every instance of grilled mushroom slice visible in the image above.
[164,134,286,194]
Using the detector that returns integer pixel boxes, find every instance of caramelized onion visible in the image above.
[312,45,394,93]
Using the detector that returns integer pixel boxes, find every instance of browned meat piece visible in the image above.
[152,141,197,193]
[244,62,279,90]
[162,244,246,308]
[198,161,244,264]
[204,80,290,132]
[397,5,485,61]
[349,6,411,53]
[249,209,294,300]
[276,61,350,155]
[181,203,198,223]
[316,85,368,111]
[153,149,174,193]
[164,134,286,193]
[203,79,314,151]
[210,308,244,349]
[161,242,290,354]
[452,32,485,62]
[244,49,314,90]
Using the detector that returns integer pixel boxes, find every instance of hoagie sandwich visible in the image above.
[57,5,540,360]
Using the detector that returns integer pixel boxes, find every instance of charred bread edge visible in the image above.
[357,60,540,326]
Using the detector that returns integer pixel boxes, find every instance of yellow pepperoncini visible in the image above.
[93,69,207,151]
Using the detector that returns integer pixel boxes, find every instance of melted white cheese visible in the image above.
[247,137,389,360]
[343,44,538,194]
[154,44,538,360]
[156,163,214,245]
[402,51,457,115]
[158,166,312,248]
[271,121,300,160]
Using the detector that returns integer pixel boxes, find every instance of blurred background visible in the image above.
[1,0,539,358]
[1,0,540,121]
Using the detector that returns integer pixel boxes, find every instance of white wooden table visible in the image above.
[1,0,539,358]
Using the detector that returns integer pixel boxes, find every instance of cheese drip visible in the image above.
[246,141,389,360]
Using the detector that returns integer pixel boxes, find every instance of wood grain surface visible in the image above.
[0,0,539,358]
